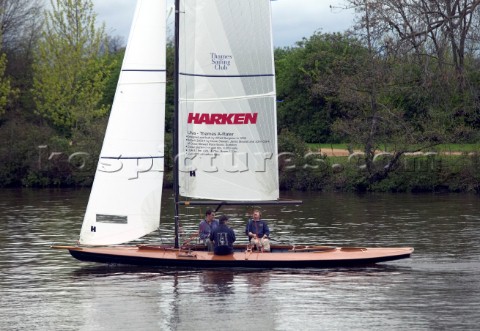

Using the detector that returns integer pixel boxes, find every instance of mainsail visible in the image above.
[178,0,279,201]
[79,0,167,245]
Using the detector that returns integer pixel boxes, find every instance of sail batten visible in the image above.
[179,73,274,78]
[122,69,167,72]
[100,156,164,160]
[79,0,167,246]
[179,92,276,102]
[178,0,279,201]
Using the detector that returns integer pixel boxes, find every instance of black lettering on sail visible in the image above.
[96,214,128,224]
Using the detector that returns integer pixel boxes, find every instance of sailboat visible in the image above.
[53,0,413,268]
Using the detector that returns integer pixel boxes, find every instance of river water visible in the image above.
[0,188,479,330]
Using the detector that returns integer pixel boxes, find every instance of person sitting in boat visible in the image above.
[183,209,218,250]
[245,210,271,252]
[196,209,219,251]
[209,215,236,255]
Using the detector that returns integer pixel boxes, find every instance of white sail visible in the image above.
[79,0,167,245]
[178,0,279,201]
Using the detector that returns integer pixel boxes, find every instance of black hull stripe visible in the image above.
[69,249,412,269]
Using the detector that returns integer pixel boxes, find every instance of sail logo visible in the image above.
[188,113,257,125]
[211,53,233,70]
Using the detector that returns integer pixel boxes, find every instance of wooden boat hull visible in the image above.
[54,245,413,269]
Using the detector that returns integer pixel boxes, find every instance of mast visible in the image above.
[173,0,180,248]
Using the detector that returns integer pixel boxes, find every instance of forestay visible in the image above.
[79,0,167,245]
[178,0,279,201]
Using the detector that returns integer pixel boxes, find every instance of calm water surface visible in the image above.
[0,189,479,330]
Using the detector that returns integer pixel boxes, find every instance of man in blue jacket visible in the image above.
[210,215,236,255]
[245,210,270,252]
[198,209,219,251]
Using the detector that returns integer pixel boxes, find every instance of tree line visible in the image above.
[0,0,479,192]
[276,0,480,188]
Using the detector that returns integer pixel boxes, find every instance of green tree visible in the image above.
[0,51,14,116]
[32,0,114,136]
[344,0,480,138]
[275,33,364,143]
[331,1,453,188]
[0,0,43,118]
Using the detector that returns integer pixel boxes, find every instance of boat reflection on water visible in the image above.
[199,270,236,295]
